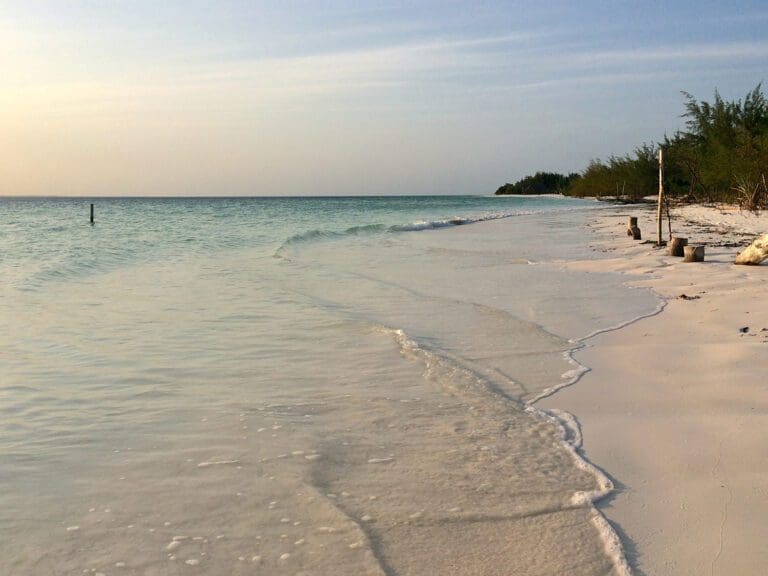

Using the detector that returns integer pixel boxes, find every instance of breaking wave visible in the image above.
[274,207,593,259]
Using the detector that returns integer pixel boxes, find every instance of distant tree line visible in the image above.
[497,85,768,209]
[495,171,580,195]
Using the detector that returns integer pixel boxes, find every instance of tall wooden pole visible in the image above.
[657,148,664,246]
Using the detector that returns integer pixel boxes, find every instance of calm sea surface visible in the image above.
[0,196,657,575]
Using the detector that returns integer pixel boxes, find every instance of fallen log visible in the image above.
[735,234,768,265]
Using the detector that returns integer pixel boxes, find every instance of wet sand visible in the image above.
[541,204,768,575]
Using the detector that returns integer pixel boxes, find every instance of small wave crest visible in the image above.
[274,224,386,259]
[274,209,557,259]
[388,217,471,231]
[388,209,550,232]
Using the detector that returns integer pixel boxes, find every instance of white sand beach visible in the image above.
[542,203,768,575]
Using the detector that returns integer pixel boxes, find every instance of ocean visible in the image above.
[0,195,658,575]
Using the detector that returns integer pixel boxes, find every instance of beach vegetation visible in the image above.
[566,144,659,201]
[505,85,768,209]
[666,84,768,204]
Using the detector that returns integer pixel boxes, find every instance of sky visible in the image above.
[2,1,767,196]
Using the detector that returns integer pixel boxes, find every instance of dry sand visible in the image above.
[541,203,768,576]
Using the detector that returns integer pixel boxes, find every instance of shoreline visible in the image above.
[540,204,768,575]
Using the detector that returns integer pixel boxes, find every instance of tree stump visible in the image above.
[668,237,688,257]
[629,226,642,240]
[627,217,638,236]
[735,234,768,265]
[683,245,705,262]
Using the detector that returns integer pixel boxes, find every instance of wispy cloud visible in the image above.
[568,41,768,66]
[708,10,768,24]
[2,25,549,112]
[507,70,683,92]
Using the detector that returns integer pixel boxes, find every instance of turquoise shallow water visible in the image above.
[1,195,582,291]
[0,195,655,575]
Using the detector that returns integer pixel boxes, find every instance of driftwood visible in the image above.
[683,245,705,262]
[668,237,688,257]
[735,234,768,265]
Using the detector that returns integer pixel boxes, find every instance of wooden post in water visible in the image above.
[90,203,94,225]
[656,149,664,246]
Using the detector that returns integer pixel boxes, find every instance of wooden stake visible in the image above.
[90,203,94,225]
[657,149,664,246]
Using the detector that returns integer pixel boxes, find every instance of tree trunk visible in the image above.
[668,237,688,257]
[683,245,705,262]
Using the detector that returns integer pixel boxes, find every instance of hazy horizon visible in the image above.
[3,1,767,197]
